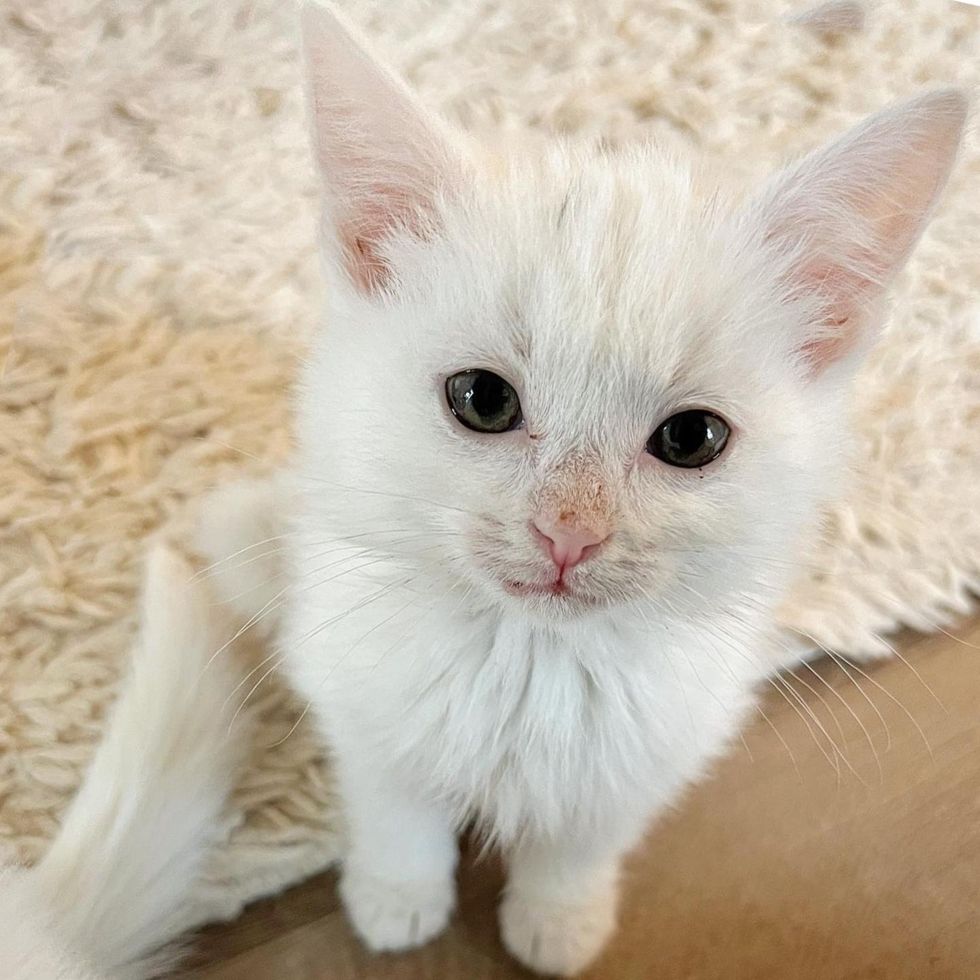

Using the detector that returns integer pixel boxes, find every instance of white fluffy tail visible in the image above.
[0,545,246,979]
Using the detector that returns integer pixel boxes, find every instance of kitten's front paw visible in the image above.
[340,865,455,952]
[499,888,616,976]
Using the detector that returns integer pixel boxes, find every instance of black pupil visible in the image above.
[668,413,710,455]
[470,372,509,419]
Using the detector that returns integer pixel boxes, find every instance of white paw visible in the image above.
[499,889,616,976]
[339,865,455,952]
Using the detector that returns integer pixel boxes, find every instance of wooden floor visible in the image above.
[180,617,980,979]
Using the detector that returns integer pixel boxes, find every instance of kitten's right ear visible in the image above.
[301,1,463,294]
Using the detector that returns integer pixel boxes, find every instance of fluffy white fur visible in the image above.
[0,546,244,979]
[197,3,966,974]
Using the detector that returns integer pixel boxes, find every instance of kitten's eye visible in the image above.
[647,409,730,468]
[446,370,523,434]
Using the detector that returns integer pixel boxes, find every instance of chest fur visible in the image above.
[285,587,756,843]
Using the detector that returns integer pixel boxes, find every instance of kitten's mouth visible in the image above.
[502,579,599,605]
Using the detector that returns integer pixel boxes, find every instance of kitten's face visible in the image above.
[299,3,963,624]
[308,153,839,621]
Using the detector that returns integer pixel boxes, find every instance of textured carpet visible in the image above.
[1,0,977,929]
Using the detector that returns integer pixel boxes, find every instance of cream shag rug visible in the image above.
[1,0,978,929]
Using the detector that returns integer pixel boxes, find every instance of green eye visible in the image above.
[648,410,730,468]
[446,370,523,434]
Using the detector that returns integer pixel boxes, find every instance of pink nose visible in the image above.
[532,521,608,572]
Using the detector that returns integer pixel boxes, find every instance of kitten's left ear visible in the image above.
[301,1,465,294]
[749,90,967,373]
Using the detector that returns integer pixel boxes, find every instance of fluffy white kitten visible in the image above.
[0,546,243,979]
[200,2,966,973]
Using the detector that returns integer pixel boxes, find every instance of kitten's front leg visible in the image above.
[337,759,458,952]
[500,832,634,976]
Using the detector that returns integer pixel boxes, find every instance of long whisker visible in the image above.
[191,533,293,581]
[228,655,285,734]
[204,585,289,669]
[795,659,885,778]
[265,698,314,750]
[754,700,803,782]
[767,675,845,784]
[784,663,851,756]
[786,664,881,785]
[828,651,934,760]
[204,438,265,462]
[854,629,947,714]
[222,648,284,713]
[786,626,907,755]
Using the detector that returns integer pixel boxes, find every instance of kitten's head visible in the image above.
[298,1,965,624]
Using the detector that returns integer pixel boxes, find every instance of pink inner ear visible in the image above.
[338,182,434,293]
[799,322,857,369]
[302,1,461,297]
[752,90,966,377]
[792,255,879,371]
[344,232,386,293]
